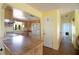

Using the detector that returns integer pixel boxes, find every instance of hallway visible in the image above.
[43,37,79,55]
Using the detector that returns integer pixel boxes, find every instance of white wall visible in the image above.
[0,4,5,38]
[0,4,5,55]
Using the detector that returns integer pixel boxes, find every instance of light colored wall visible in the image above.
[0,4,5,38]
[0,4,5,54]
[57,10,61,49]
[75,10,79,36]
[61,11,74,23]
[74,10,79,48]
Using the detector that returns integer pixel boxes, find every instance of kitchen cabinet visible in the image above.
[5,6,13,19]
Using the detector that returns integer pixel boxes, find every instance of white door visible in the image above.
[44,17,53,48]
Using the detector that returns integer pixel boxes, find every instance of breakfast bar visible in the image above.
[3,33,43,55]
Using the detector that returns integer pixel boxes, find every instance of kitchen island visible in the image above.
[3,33,43,55]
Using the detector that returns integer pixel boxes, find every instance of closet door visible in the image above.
[44,17,53,48]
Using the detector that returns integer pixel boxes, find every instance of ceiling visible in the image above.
[13,8,39,21]
[27,3,79,14]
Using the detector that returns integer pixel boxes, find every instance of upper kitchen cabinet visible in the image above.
[4,6,13,19]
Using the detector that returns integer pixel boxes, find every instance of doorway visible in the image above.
[60,23,75,50]
[32,22,41,39]
[62,23,72,40]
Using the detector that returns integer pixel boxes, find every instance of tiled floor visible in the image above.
[43,37,79,55]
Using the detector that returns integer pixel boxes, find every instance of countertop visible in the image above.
[3,33,43,54]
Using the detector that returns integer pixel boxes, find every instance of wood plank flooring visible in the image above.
[43,37,79,55]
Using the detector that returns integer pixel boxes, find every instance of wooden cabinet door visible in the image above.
[24,49,34,55]
[34,43,43,55]
[5,6,13,19]
[5,48,12,55]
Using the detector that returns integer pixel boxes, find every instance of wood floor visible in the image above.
[43,37,79,55]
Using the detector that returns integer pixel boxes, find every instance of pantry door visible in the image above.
[44,17,53,48]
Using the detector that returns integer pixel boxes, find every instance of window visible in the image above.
[13,8,26,19]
